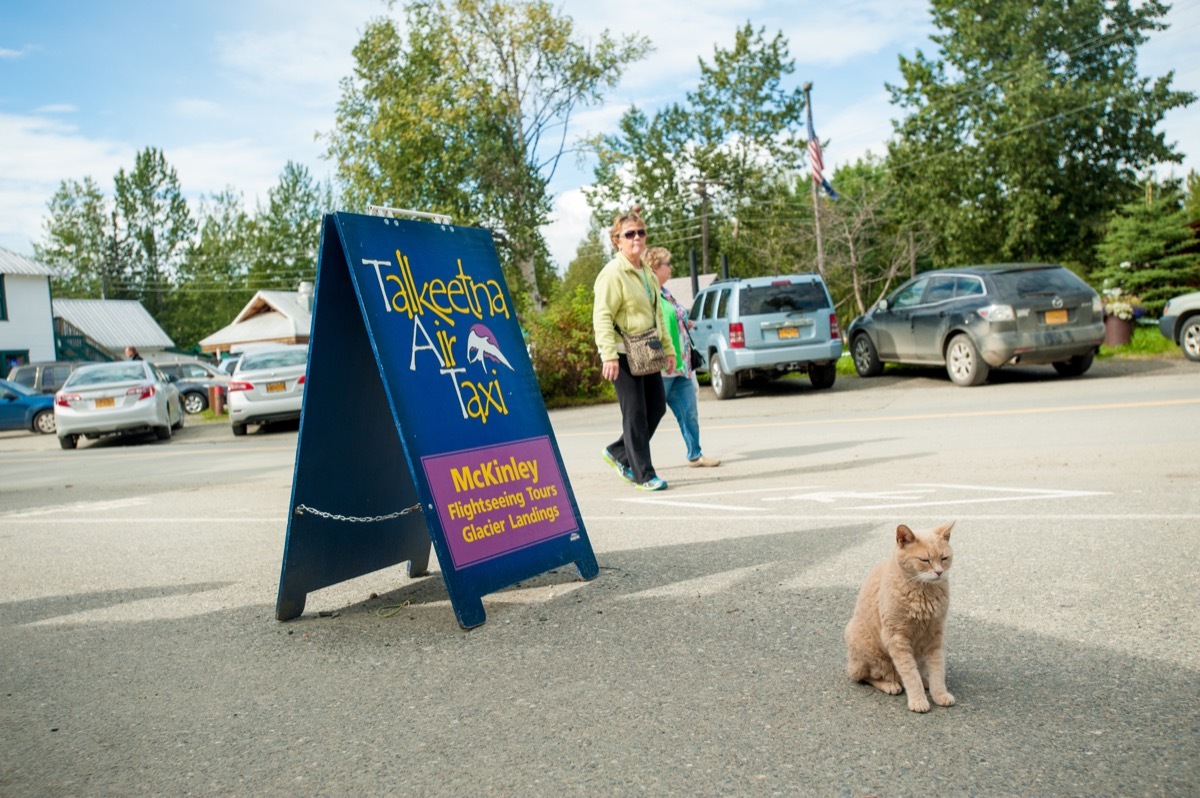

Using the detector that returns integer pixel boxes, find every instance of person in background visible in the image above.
[592,207,675,491]
[124,346,142,361]
[645,246,720,469]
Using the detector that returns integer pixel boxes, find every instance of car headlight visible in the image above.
[976,304,1015,322]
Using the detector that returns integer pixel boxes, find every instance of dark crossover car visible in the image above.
[1158,290,1200,362]
[847,264,1105,386]
[689,274,842,399]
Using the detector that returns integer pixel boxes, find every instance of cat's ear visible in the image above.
[896,524,916,546]
[937,521,956,541]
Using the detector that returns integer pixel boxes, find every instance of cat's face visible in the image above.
[895,522,955,582]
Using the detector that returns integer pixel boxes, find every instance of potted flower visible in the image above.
[1101,288,1141,346]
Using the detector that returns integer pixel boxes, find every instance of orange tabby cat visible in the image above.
[845,522,956,713]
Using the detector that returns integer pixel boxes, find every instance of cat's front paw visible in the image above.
[907,694,931,713]
[932,690,956,707]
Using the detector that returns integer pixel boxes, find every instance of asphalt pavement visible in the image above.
[1,355,1198,797]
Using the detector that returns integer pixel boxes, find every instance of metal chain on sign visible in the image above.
[293,503,423,523]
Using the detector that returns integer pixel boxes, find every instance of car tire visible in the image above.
[852,334,884,377]
[59,435,77,450]
[155,424,172,441]
[182,391,208,414]
[33,409,56,435]
[232,423,247,436]
[710,356,738,400]
[1182,317,1200,362]
[1052,352,1095,377]
[808,362,837,389]
[946,334,989,386]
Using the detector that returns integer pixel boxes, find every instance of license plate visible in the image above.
[95,397,115,408]
[266,381,286,393]
[1045,309,1068,325]
[778,327,799,340]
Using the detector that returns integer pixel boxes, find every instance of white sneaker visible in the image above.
[688,455,721,467]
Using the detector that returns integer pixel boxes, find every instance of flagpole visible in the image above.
[803,82,826,280]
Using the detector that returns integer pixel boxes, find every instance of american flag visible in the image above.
[807,110,838,200]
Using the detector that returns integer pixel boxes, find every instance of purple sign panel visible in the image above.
[422,436,579,569]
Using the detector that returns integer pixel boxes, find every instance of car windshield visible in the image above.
[738,281,828,315]
[992,267,1090,298]
[66,364,147,387]
[240,350,308,370]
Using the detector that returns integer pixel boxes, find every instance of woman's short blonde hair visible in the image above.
[609,208,647,249]
[644,247,671,269]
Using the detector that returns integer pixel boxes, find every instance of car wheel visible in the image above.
[182,391,208,414]
[232,423,247,436]
[1182,317,1200,362]
[33,409,56,435]
[59,434,77,450]
[809,362,837,389]
[852,334,883,377]
[710,356,738,400]
[1052,352,1095,377]
[155,424,172,441]
[946,334,989,386]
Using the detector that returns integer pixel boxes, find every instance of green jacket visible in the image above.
[592,253,673,362]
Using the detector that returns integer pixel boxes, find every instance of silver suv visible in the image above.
[689,274,842,400]
[1158,290,1200,362]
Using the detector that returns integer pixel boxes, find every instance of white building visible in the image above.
[0,247,59,373]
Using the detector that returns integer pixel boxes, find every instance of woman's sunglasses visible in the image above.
[622,229,648,240]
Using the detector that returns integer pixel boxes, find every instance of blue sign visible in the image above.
[276,212,598,628]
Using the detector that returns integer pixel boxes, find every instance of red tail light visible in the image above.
[297,375,305,386]
[127,385,155,401]
[228,381,253,392]
[830,313,841,340]
[729,322,745,348]
[56,393,80,408]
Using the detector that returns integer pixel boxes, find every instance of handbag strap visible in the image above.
[616,264,660,336]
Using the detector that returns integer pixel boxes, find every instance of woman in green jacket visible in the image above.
[592,208,675,491]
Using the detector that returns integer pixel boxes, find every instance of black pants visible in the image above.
[607,354,666,483]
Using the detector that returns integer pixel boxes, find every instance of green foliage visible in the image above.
[35,177,113,298]
[1092,184,1200,315]
[558,220,608,298]
[886,0,1195,268]
[1098,323,1178,358]
[1186,170,1200,222]
[325,0,646,309]
[248,161,333,290]
[587,23,808,276]
[525,285,612,406]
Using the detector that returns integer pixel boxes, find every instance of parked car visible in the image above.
[0,378,56,434]
[847,264,1105,386]
[55,361,184,450]
[1158,290,1200,362]
[228,345,308,436]
[6,360,94,394]
[153,359,229,414]
[689,274,842,399]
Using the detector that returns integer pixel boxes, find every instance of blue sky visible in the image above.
[2,0,1198,272]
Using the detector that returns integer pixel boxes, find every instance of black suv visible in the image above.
[6,361,94,394]
[689,274,842,400]
[846,264,1105,386]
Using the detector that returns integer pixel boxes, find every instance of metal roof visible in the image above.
[200,290,312,350]
[0,247,60,277]
[52,299,174,350]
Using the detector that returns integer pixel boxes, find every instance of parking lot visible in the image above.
[2,357,1198,797]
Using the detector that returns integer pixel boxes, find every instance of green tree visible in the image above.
[558,219,608,298]
[887,0,1194,267]
[248,161,333,290]
[1185,170,1200,222]
[113,147,196,317]
[1093,184,1200,315]
[167,189,256,349]
[35,177,122,298]
[588,24,809,277]
[326,0,646,311]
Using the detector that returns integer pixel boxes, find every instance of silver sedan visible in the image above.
[55,361,184,450]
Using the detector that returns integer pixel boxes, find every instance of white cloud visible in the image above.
[543,188,596,272]
[173,98,227,120]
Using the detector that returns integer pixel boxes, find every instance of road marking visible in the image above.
[620,483,1110,512]
[2,497,152,518]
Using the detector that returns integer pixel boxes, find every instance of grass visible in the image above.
[1097,321,1177,358]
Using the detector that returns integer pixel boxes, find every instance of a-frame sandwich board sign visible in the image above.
[275,210,599,629]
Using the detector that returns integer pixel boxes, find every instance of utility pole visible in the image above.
[692,177,726,275]
[802,82,826,281]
